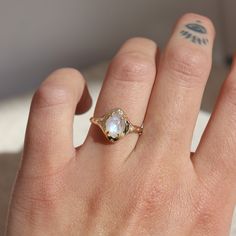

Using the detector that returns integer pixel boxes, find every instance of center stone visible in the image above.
[105,113,126,139]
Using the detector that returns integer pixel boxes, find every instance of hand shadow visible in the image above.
[0,151,21,235]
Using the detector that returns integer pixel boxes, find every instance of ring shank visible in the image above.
[130,124,143,135]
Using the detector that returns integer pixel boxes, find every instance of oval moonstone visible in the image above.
[105,112,126,139]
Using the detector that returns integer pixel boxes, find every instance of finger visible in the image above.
[193,55,236,189]
[22,68,91,177]
[84,37,158,159]
[140,13,215,159]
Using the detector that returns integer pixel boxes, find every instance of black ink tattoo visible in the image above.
[180,21,208,45]
[186,23,207,34]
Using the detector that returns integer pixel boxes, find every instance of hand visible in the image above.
[6,13,236,236]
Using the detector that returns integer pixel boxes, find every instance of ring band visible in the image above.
[90,108,143,143]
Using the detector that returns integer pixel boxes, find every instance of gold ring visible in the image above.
[90,108,143,143]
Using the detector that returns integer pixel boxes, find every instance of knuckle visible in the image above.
[12,173,65,219]
[33,84,72,109]
[165,46,210,87]
[191,182,219,227]
[193,197,217,232]
[132,178,172,217]
[192,192,213,218]
[109,52,156,83]
[33,67,84,109]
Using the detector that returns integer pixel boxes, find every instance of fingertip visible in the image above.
[178,13,215,37]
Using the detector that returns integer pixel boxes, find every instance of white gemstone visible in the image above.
[105,112,126,139]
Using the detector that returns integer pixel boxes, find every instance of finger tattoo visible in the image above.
[180,20,208,45]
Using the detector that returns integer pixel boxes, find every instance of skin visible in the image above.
[6,13,236,235]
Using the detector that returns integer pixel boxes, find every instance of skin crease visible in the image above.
[6,13,236,236]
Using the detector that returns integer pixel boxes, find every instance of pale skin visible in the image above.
[6,13,236,235]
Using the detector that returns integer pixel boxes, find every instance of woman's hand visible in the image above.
[6,13,236,236]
